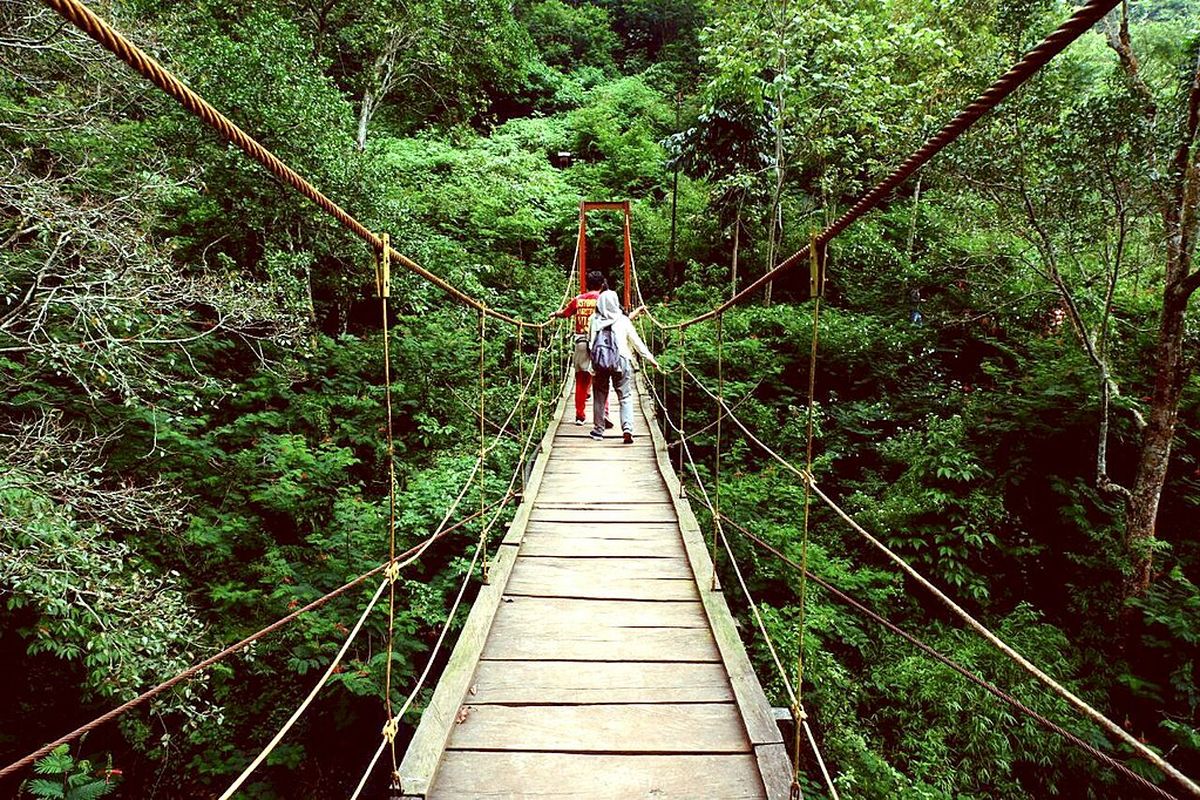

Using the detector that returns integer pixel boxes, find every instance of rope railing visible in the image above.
[642,376,840,799]
[351,357,564,796]
[216,522,475,800]
[351,491,516,799]
[42,0,552,329]
[219,577,384,800]
[216,326,563,796]
[0,504,491,782]
[645,360,1185,799]
[678,364,1200,799]
[716,512,1184,800]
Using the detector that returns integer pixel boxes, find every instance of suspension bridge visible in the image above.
[5,0,1200,798]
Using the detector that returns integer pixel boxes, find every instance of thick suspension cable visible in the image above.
[42,0,544,328]
[682,365,1200,798]
[663,0,1122,330]
[793,233,824,792]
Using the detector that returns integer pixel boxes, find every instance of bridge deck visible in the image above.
[399,376,789,798]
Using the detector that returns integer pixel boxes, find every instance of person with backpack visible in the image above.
[587,289,659,443]
[549,270,611,427]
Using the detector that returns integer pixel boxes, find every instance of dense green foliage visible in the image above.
[2,0,1198,797]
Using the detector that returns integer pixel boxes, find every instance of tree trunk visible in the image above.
[1106,4,1200,596]
[1124,279,1191,593]
[764,0,788,307]
[355,26,411,150]
[730,212,740,297]
[668,92,681,293]
[356,88,377,151]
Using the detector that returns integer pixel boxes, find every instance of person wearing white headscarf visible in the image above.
[587,290,659,442]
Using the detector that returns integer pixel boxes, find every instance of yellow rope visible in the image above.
[375,234,403,784]
[677,328,686,497]
[712,315,724,591]
[517,325,525,494]
[478,308,489,583]
[793,230,824,793]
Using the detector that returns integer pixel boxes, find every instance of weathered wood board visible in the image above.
[446,703,751,752]
[468,660,733,703]
[430,752,767,799]
[529,506,679,523]
[481,618,720,661]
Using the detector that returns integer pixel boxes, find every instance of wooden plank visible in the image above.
[637,374,785,754]
[506,577,697,603]
[533,490,669,504]
[510,555,693,580]
[539,476,665,489]
[545,447,656,458]
[531,502,672,510]
[481,624,720,661]
[480,618,715,662]
[445,703,752,753]
[755,742,795,800]
[519,534,685,558]
[486,596,709,629]
[397,378,573,796]
[546,459,659,469]
[468,660,733,703]
[546,452,659,462]
[523,522,681,540]
[541,467,663,479]
[552,441,657,449]
[428,752,766,799]
[530,506,678,523]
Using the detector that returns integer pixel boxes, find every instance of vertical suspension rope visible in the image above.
[375,235,403,785]
[712,315,724,590]
[537,326,545,410]
[517,325,525,494]
[660,325,668,418]
[478,308,489,583]
[793,230,825,795]
[677,328,686,497]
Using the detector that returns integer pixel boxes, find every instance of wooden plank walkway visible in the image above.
[398,376,789,798]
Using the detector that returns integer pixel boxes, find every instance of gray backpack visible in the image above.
[590,327,621,373]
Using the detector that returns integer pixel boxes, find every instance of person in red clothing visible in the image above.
[550,270,611,426]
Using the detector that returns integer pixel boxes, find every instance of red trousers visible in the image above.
[574,371,609,421]
[574,370,592,420]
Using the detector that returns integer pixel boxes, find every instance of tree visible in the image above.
[351,0,535,147]
[671,69,773,294]
[1104,2,1200,593]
